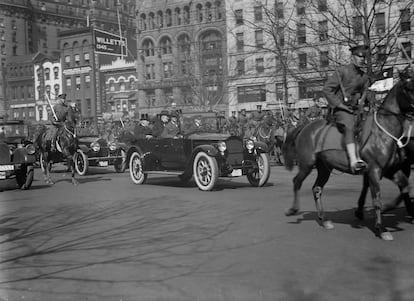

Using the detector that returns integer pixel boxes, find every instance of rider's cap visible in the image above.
[350,45,369,57]
[58,93,67,99]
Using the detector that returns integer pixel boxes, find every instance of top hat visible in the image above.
[160,110,170,116]
[350,45,369,57]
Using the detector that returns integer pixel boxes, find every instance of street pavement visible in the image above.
[0,164,414,301]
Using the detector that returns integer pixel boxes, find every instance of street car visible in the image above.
[73,127,127,175]
[0,120,36,189]
[127,112,271,191]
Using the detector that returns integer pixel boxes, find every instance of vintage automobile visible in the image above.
[127,112,271,191]
[0,120,36,189]
[73,126,127,175]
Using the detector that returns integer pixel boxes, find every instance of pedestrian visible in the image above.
[323,44,370,173]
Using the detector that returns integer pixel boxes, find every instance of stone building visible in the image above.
[135,0,228,117]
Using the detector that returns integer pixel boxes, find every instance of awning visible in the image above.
[111,92,137,100]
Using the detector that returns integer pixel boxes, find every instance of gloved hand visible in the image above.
[336,103,353,114]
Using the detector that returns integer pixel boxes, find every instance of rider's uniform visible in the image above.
[46,101,69,149]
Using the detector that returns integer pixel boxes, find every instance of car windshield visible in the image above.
[181,114,219,134]
[1,123,27,138]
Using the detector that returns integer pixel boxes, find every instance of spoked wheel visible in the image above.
[193,152,218,191]
[129,152,147,184]
[247,153,271,187]
[16,165,34,190]
[114,149,127,173]
[74,150,88,176]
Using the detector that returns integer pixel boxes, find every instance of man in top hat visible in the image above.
[323,44,370,173]
[152,110,170,137]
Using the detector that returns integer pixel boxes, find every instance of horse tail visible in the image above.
[282,123,307,171]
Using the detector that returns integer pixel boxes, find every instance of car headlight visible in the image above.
[109,142,117,151]
[245,139,255,151]
[25,144,36,155]
[90,141,100,152]
[217,141,226,152]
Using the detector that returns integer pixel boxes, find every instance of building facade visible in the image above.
[100,58,138,121]
[135,0,228,117]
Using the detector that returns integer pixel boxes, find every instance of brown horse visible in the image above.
[282,66,414,241]
[35,105,80,185]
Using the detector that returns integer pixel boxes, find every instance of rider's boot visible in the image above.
[346,143,366,173]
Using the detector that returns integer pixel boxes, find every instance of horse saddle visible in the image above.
[314,115,372,154]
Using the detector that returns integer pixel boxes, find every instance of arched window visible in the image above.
[45,85,51,99]
[109,80,115,91]
[119,79,125,91]
[54,84,60,98]
[142,39,155,56]
[148,12,155,30]
[206,2,212,21]
[177,34,191,55]
[63,42,70,49]
[175,8,181,25]
[184,6,190,24]
[44,68,50,80]
[82,39,88,47]
[160,36,172,55]
[166,9,172,27]
[157,11,163,28]
[53,67,59,79]
[215,1,222,20]
[140,13,147,31]
[196,4,203,22]
[73,41,79,49]
[129,77,135,89]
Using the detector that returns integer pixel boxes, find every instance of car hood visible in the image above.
[0,143,11,164]
[186,133,231,140]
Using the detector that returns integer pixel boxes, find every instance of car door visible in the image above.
[159,138,186,169]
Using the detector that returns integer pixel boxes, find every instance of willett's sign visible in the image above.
[94,29,127,56]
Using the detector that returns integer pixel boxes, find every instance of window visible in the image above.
[318,0,327,11]
[296,0,305,16]
[145,64,155,79]
[206,3,213,21]
[54,84,59,97]
[400,9,411,32]
[45,85,51,99]
[297,23,306,44]
[298,53,307,69]
[276,83,284,101]
[196,4,203,22]
[129,78,135,89]
[178,34,191,54]
[255,30,264,48]
[254,6,262,21]
[53,67,59,79]
[236,32,244,51]
[119,79,125,91]
[109,80,115,91]
[181,60,190,74]
[142,39,154,57]
[402,42,412,59]
[175,8,181,25]
[166,9,172,26]
[298,80,325,99]
[184,6,190,24]
[318,20,328,41]
[75,76,81,90]
[377,45,387,63]
[84,52,90,64]
[376,13,385,34]
[160,37,172,55]
[84,74,90,87]
[66,77,71,87]
[235,9,243,25]
[353,16,363,36]
[275,2,284,19]
[320,51,329,67]
[74,54,80,66]
[236,59,245,75]
[237,85,266,103]
[157,10,163,28]
[256,58,264,73]
[44,68,50,80]
[65,55,71,67]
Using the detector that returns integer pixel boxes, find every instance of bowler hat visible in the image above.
[350,45,369,57]
[160,110,170,116]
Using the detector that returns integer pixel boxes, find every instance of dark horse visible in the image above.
[252,116,280,163]
[282,67,414,241]
[35,105,80,185]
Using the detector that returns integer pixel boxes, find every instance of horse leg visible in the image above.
[367,168,393,241]
[68,155,78,186]
[285,163,313,216]
[355,174,369,220]
[312,161,333,229]
[42,152,53,185]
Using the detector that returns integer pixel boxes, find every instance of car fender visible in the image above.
[12,148,36,164]
[193,145,219,157]
[126,145,144,163]
[117,142,127,150]
[78,145,89,153]
[254,140,268,153]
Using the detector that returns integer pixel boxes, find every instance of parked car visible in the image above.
[0,120,36,189]
[127,112,271,191]
[74,130,127,175]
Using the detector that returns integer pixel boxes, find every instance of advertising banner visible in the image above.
[94,29,127,56]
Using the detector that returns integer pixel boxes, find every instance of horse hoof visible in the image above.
[355,210,364,220]
[72,179,79,186]
[380,231,394,241]
[285,208,299,216]
[323,220,334,230]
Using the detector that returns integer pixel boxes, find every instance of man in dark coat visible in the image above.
[47,93,70,151]
[134,117,153,139]
[152,110,170,137]
[163,111,181,138]
[323,44,370,172]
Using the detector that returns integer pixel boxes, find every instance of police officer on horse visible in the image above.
[47,93,70,152]
[323,44,370,173]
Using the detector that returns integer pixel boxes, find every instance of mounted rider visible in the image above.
[47,93,70,152]
[323,44,370,173]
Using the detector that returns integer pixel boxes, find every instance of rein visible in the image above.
[373,110,412,148]
[258,125,272,139]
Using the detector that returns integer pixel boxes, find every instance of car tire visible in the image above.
[74,150,88,176]
[247,152,271,187]
[114,149,127,173]
[129,151,147,184]
[193,151,218,191]
[16,165,34,190]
